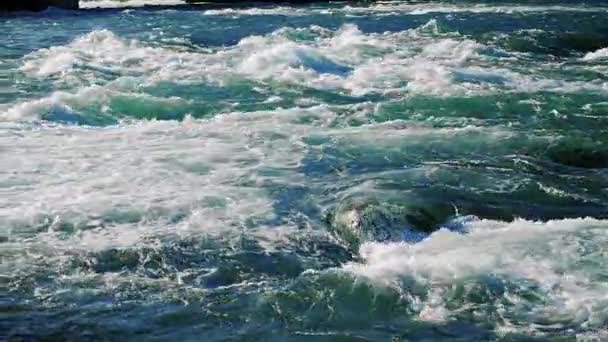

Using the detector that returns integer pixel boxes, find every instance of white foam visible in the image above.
[0,103,510,246]
[12,21,607,124]
[0,84,189,122]
[3,6,608,335]
[0,111,304,250]
[21,29,227,85]
[1,86,108,121]
[22,29,131,77]
[196,2,608,17]
[203,6,306,17]
[583,47,608,61]
[231,21,492,95]
[417,287,449,322]
[79,0,185,9]
[343,3,608,16]
[344,217,608,333]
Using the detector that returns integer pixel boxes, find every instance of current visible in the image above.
[2,1,608,340]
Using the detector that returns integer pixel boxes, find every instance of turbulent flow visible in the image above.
[1,1,608,340]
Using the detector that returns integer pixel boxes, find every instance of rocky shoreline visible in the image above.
[1,0,373,12]
[1,0,79,11]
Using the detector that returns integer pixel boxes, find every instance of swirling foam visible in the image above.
[79,0,186,9]
[583,47,608,61]
[344,217,608,334]
[8,20,608,123]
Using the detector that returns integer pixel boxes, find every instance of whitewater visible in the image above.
[2,1,608,340]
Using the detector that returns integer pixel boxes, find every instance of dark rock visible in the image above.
[327,198,457,250]
[547,137,608,169]
[0,0,78,11]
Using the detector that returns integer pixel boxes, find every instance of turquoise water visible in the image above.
[2,1,608,340]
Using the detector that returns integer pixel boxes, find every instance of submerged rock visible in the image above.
[327,198,460,250]
[546,137,608,169]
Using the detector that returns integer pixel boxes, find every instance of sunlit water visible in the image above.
[2,1,608,340]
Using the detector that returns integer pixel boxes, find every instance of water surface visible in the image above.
[2,1,608,340]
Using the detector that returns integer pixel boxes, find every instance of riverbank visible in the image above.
[0,0,78,11]
[1,0,371,12]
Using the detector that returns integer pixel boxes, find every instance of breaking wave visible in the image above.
[344,217,608,335]
[3,3,608,340]
[7,19,608,124]
[79,0,186,8]
[584,47,608,61]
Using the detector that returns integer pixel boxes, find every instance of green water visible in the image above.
[1,1,608,340]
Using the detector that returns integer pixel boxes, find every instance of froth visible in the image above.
[583,47,608,61]
[199,3,608,17]
[11,20,607,123]
[344,217,608,332]
[203,6,306,17]
[79,0,186,9]
[347,3,608,16]
[21,29,126,77]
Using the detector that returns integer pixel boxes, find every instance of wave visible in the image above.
[496,29,608,57]
[8,20,608,124]
[4,4,608,339]
[19,29,207,80]
[343,217,608,332]
[79,0,186,9]
[584,47,608,61]
[345,216,607,281]
[343,3,608,16]
[203,6,308,17]
[191,2,608,17]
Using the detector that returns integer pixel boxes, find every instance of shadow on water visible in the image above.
[3,267,584,341]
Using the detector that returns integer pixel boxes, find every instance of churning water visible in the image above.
[2,1,608,340]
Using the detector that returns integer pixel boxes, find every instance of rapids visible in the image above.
[2,1,608,340]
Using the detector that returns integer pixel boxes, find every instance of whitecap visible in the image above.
[344,217,608,333]
[79,0,186,9]
[13,21,607,125]
[583,47,608,61]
